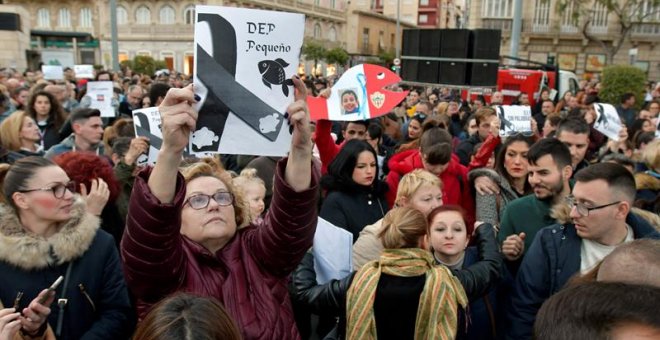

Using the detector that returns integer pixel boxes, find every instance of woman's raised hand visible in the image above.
[159,84,198,154]
[81,178,110,216]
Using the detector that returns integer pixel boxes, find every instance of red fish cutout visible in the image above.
[307,64,408,121]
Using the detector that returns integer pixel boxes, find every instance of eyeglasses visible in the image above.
[412,112,427,122]
[184,191,234,210]
[19,181,77,199]
[564,195,621,217]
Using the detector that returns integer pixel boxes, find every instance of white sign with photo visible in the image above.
[41,65,64,80]
[193,6,305,156]
[74,64,95,79]
[132,107,163,165]
[86,81,114,118]
[593,103,624,141]
[496,105,532,137]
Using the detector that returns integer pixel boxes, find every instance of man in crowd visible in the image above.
[490,91,504,106]
[498,139,573,266]
[506,162,660,339]
[456,107,497,165]
[555,118,591,175]
[597,239,660,287]
[533,99,555,129]
[314,119,369,174]
[616,92,637,127]
[119,85,145,117]
[45,108,105,158]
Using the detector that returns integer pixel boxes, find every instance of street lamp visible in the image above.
[395,0,400,59]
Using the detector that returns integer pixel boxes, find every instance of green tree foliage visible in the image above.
[325,47,349,66]
[378,50,395,65]
[121,56,168,76]
[599,65,646,109]
[302,40,327,68]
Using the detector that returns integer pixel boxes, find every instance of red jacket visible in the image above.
[121,159,319,340]
[385,149,475,225]
[314,119,342,174]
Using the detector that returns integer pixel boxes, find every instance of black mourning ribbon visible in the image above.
[498,106,514,131]
[196,13,284,147]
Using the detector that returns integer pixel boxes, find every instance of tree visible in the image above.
[599,65,646,109]
[325,47,349,66]
[121,55,168,76]
[554,0,660,63]
[302,40,327,70]
[378,50,395,65]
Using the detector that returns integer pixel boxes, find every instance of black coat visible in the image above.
[320,189,388,242]
[456,133,482,166]
[0,200,136,340]
[37,118,65,151]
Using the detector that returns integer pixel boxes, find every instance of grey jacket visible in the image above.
[469,168,522,227]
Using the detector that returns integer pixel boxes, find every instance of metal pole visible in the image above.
[110,0,119,71]
[510,0,522,62]
[395,0,400,59]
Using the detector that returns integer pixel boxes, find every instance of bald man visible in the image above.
[597,239,660,287]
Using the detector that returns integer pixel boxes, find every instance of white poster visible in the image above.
[41,65,64,80]
[496,105,532,136]
[132,107,162,165]
[41,50,75,68]
[193,6,305,156]
[86,81,115,118]
[593,103,624,141]
[74,64,95,79]
[312,218,353,285]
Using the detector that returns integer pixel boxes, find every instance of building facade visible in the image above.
[3,0,347,75]
[345,9,416,63]
[367,0,466,28]
[467,0,660,80]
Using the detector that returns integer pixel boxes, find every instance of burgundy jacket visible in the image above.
[121,159,319,340]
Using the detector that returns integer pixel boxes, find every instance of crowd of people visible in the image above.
[0,64,658,340]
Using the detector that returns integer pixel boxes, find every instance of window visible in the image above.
[560,1,578,32]
[419,14,428,23]
[37,8,50,28]
[532,0,550,31]
[117,6,128,25]
[314,23,322,39]
[420,0,429,5]
[328,26,337,41]
[118,52,129,63]
[482,0,513,17]
[58,8,71,28]
[136,6,151,25]
[362,28,370,52]
[589,1,608,33]
[160,5,175,24]
[184,6,195,25]
[79,7,92,28]
[330,0,336,8]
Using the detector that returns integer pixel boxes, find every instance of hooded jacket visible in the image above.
[385,149,475,223]
[121,159,319,340]
[0,198,136,340]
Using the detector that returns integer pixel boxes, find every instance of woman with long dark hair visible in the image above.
[320,139,389,240]
[25,91,66,150]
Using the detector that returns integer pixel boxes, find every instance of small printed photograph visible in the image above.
[339,88,360,115]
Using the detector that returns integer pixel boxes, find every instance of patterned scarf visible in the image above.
[346,248,468,340]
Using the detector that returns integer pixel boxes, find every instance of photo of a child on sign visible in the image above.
[340,89,360,115]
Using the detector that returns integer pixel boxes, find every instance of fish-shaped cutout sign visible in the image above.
[259,59,295,97]
[307,64,408,121]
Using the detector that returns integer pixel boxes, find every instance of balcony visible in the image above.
[249,0,345,21]
[631,22,660,36]
[482,18,513,32]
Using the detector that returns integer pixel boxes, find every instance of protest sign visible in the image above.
[86,81,114,117]
[306,64,408,121]
[593,103,624,141]
[495,105,532,136]
[312,218,353,285]
[74,64,95,79]
[42,65,63,80]
[132,107,162,165]
[193,6,304,156]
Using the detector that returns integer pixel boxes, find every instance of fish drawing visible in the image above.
[258,59,294,97]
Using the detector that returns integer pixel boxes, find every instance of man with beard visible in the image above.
[497,139,573,268]
[506,163,659,339]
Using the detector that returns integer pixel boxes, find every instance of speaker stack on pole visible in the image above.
[400,28,501,86]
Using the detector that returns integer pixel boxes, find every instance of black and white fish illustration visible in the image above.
[258,59,294,96]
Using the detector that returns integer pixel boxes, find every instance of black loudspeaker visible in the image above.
[401,29,420,82]
[0,13,21,31]
[438,29,469,85]
[417,29,441,83]
[468,29,501,86]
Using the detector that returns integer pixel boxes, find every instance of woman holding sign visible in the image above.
[121,77,319,340]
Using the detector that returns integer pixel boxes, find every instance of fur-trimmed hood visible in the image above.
[0,197,100,270]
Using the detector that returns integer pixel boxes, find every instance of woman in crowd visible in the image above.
[427,205,507,340]
[0,110,43,162]
[353,169,443,269]
[133,294,241,340]
[121,80,319,340]
[469,134,534,228]
[0,157,135,339]
[25,91,66,150]
[542,115,562,138]
[320,139,388,241]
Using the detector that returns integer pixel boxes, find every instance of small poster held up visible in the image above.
[312,218,353,285]
[593,103,623,141]
[74,65,95,79]
[193,5,305,156]
[495,105,532,137]
[132,107,162,165]
[42,65,64,80]
[86,81,115,118]
[306,64,408,121]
